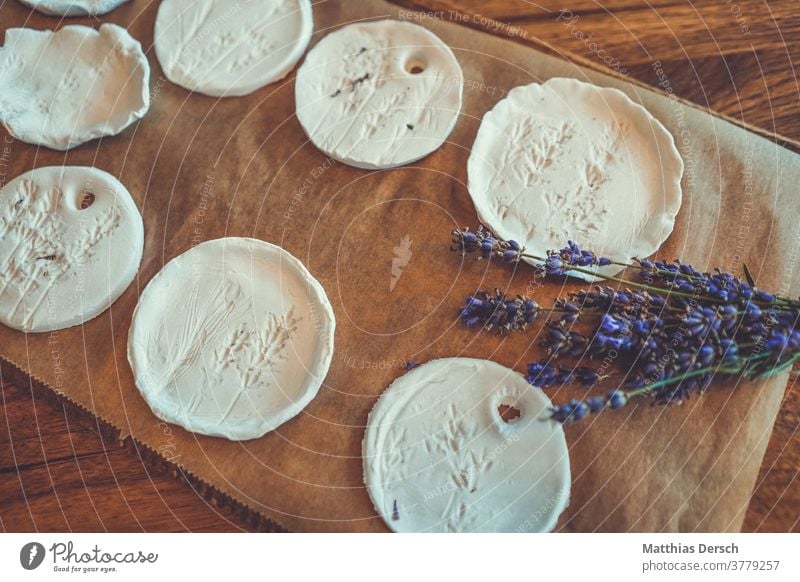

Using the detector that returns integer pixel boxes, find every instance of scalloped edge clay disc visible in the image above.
[467,77,683,280]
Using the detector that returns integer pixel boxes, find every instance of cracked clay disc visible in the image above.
[467,77,683,280]
[0,24,150,151]
[295,19,464,169]
[128,238,336,441]
[363,358,571,532]
[16,0,131,16]
[154,0,313,97]
[0,166,144,333]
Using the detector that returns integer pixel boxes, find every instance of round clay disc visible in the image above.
[16,0,130,16]
[0,166,144,332]
[128,238,336,441]
[154,0,313,97]
[363,358,571,532]
[295,19,464,169]
[467,77,683,280]
[0,24,150,151]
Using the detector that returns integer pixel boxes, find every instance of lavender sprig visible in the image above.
[451,225,800,423]
[452,227,611,273]
[452,226,795,309]
[545,240,612,276]
[451,226,524,263]
[459,290,540,332]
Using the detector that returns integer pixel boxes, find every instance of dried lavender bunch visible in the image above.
[451,225,800,422]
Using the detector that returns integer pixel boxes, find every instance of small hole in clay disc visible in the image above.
[498,403,522,423]
[406,59,426,75]
[79,191,95,210]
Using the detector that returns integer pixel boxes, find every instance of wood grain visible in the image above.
[393,0,800,147]
[2,0,799,532]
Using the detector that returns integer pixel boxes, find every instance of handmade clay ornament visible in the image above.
[364,358,571,532]
[295,20,464,169]
[0,166,144,332]
[467,77,683,279]
[128,238,336,441]
[16,0,131,16]
[0,24,150,151]
[154,0,313,97]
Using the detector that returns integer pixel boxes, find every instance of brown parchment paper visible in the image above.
[2,0,799,532]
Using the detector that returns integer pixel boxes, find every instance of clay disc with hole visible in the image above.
[295,19,463,169]
[0,24,150,151]
[128,238,336,441]
[16,0,130,16]
[0,166,143,332]
[363,358,570,532]
[467,77,684,280]
[154,0,313,98]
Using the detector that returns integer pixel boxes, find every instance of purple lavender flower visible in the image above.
[544,255,567,276]
[545,241,612,276]
[549,402,578,423]
[543,324,590,357]
[559,240,613,267]
[502,239,524,263]
[571,400,589,420]
[459,290,540,332]
[607,390,627,409]
[599,314,628,334]
[451,226,526,264]
[683,307,722,337]
[548,390,627,423]
[587,396,606,413]
[554,299,581,324]
[526,360,599,389]
[452,227,482,254]
[526,361,559,388]
[479,234,495,259]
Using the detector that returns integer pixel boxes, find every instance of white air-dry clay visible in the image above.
[295,20,464,169]
[0,166,144,333]
[0,24,150,151]
[16,0,130,16]
[154,0,313,97]
[467,77,683,279]
[128,238,336,441]
[364,358,571,532]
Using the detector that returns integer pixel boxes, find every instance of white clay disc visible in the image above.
[0,166,144,332]
[364,358,571,532]
[0,24,150,151]
[154,0,313,97]
[128,238,336,441]
[467,77,683,280]
[295,20,463,169]
[16,0,130,16]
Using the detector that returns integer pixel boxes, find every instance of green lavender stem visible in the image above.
[519,251,794,309]
[623,352,799,402]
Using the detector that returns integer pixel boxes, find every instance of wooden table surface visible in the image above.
[2,0,800,532]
